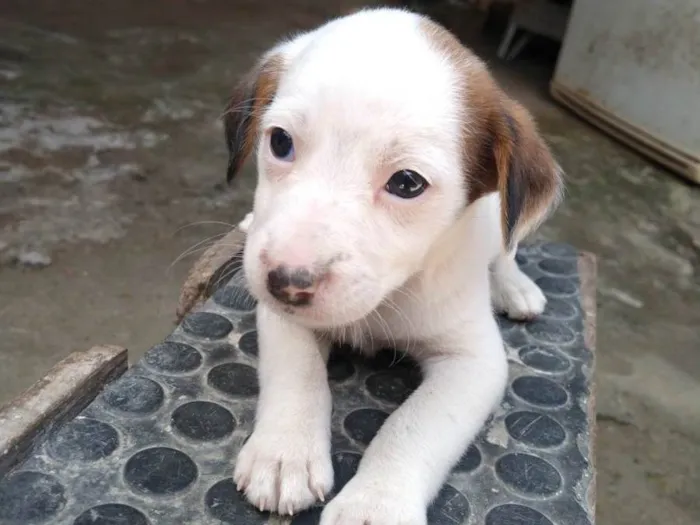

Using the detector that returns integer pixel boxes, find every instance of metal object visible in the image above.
[497,0,571,61]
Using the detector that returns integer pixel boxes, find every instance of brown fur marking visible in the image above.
[224,54,284,182]
[420,16,561,249]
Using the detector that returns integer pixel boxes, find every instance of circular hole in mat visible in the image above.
[495,453,562,496]
[512,376,568,408]
[427,484,470,525]
[102,376,164,415]
[125,447,197,495]
[73,503,150,525]
[453,445,482,473]
[171,401,236,441]
[343,409,390,446]
[144,342,202,374]
[49,418,119,461]
[208,363,259,397]
[205,478,268,524]
[486,504,554,525]
[182,312,233,339]
[0,471,66,521]
[505,411,566,448]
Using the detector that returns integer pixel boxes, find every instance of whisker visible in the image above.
[168,232,231,271]
[370,309,394,358]
[379,299,408,363]
[172,221,236,235]
[362,315,374,354]
[211,264,242,290]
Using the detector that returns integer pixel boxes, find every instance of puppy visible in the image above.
[224,8,562,524]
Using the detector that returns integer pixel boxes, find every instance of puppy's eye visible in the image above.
[270,127,295,161]
[385,170,428,199]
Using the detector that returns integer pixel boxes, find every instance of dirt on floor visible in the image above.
[1,1,699,524]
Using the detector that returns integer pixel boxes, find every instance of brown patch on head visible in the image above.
[223,53,285,183]
[419,17,563,250]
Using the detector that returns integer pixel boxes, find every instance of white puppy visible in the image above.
[224,7,562,525]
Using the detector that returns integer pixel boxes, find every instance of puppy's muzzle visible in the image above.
[266,265,322,307]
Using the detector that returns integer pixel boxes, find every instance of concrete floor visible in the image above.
[1,1,698,524]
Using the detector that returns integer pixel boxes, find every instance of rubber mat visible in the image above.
[0,242,594,525]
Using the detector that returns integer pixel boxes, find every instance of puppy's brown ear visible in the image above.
[473,99,563,251]
[223,54,284,183]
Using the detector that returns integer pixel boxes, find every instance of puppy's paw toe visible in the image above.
[492,271,547,321]
[234,430,333,514]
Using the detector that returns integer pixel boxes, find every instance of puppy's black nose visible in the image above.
[266,265,318,306]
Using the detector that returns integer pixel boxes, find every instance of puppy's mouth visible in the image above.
[261,292,343,327]
[254,281,378,330]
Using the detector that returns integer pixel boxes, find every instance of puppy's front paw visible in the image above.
[492,268,546,321]
[320,479,425,525]
[234,429,333,515]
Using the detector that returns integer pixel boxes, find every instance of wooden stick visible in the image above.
[176,228,246,323]
[0,345,128,475]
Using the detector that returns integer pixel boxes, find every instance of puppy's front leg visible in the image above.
[234,304,334,515]
[321,319,508,525]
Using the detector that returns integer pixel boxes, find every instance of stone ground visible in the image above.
[0,1,698,524]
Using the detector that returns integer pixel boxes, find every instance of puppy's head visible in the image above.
[224,9,562,328]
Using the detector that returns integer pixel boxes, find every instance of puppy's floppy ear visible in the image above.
[223,53,284,183]
[471,98,563,251]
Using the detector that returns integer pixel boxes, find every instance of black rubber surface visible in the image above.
[0,242,594,525]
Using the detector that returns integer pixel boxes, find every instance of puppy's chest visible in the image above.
[325,276,487,355]
[326,297,432,355]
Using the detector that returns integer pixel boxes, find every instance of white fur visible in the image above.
[233,8,551,524]
[491,249,547,320]
[238,211,254,233]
